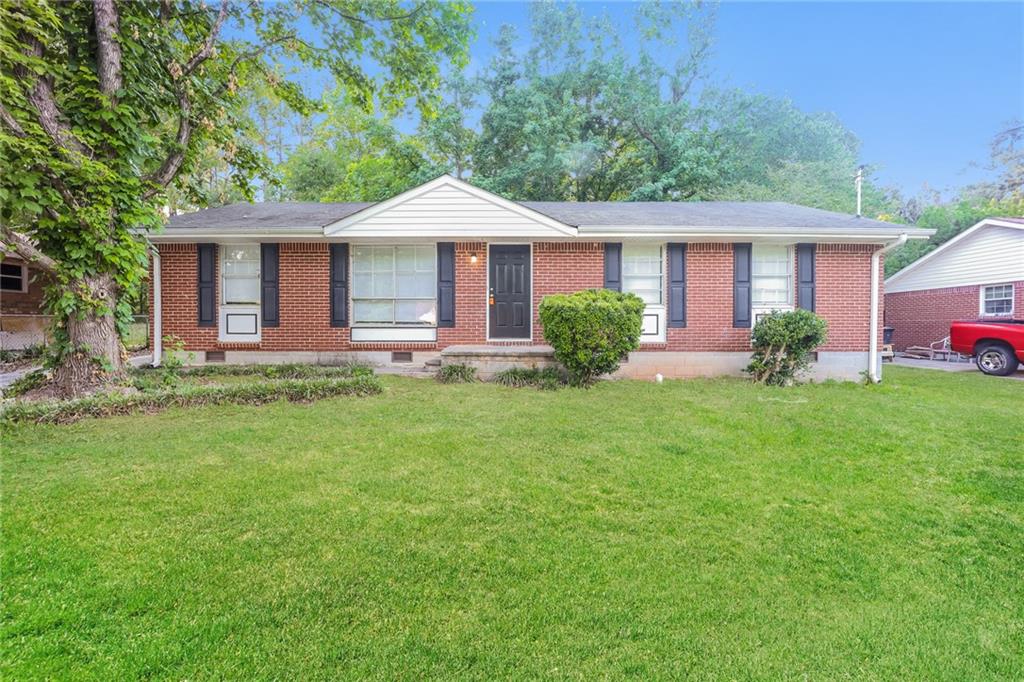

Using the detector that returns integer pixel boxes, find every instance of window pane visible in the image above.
[624,275,662,291]
[373,247,394,271]
[354,300,394,323]
[223,245,260,277]
[397,273,435,298]
[395,300,436,325]
[416,245,436,271]
[1,276,22,291]
[1,263,22,277]
[623,245,662,275]
[223,277,260,304]
[352,247,373,272]
[352,272,373,298]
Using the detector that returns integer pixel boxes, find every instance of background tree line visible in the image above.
[199,2,1021,276]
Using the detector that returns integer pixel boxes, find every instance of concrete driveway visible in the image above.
[892,356,1024,380]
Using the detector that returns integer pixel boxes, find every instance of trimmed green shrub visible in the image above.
[538,289,645,386]
[746,309,828,386]
[491,367,564,390]
[0,375,382,425]
[436,364,477,384]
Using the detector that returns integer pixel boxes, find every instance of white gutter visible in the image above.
[868,233,908,383]
[152,247,162,367]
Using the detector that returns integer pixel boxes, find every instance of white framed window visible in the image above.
[981,283,1014,316]
[622,244,663,305]
[352,245,436,326]
[752,245,793,310]
[0,261,27,293]
[221,244,260,305]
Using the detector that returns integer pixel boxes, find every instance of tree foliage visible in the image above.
[0,0,471,395]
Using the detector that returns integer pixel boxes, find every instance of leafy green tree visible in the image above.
[0,0,470,395]
[282,87,443,202]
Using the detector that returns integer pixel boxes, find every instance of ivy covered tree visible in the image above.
[0,0,470,396]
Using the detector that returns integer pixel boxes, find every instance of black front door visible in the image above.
[489,244,531,339]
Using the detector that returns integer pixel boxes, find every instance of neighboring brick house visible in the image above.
[0,257,50,350]
[885,218,1024,351]
[150,175,931,380]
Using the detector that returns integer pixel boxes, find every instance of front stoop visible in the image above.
[440,345,559,379]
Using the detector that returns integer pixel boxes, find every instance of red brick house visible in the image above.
[0,256,50,350]
[885,217,1024,351]
[149,175,930,381]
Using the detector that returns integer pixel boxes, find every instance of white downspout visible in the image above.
[868,233,907,383]
[152,246,162,367]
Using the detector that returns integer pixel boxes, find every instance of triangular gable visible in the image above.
[886,218,1024,288]
[323,175,577,238]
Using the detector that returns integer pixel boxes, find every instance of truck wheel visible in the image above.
[975,343,1019,376]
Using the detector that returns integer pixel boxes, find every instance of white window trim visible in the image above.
[979,283,1015,317]
[350,243,438,333]
[219,243,261,343]
[752,244,795,316]
[0,261,28,293]
[621,243,666,344]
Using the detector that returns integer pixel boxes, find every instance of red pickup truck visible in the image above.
[949,320,1024,376]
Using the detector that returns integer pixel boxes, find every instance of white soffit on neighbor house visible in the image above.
[322,175,578,239]
[885,218,1024,293]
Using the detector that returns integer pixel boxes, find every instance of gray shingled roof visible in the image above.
[166,202,371,229]
[522,201,900,230]
[165,199,902,231]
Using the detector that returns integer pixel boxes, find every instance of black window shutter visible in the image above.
[197,243,216,327]
[604,242,622,291]
[329,243,349,328]
[667,242,686,328]
[260,243,280,327]
[733,243,752,328]
[437,242,456,328]
[797,243,815,312]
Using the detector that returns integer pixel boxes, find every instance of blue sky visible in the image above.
[467,1,1023,198]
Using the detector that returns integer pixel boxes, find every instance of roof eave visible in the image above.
[577,225,935,240]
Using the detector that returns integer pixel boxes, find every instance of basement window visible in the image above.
[391,351,413,363]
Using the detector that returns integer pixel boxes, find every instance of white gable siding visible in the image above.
[325,180,575,238]
[886,225,1024,293]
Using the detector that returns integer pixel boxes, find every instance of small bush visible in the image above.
[538,289,645,387]
[492,367,564,390]
[3,369,48,397]
[746,309,828,386]
[436,364,477,384]
[0,375,383,426]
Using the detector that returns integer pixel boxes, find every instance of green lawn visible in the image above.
[3,367,1022,679]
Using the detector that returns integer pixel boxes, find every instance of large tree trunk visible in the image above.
[52,273,125,397]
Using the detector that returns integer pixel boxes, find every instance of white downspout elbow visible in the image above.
[152,246,162,367]
[869,233,907,383]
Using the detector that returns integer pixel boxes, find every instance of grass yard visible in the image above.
[2,366,1022,679]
